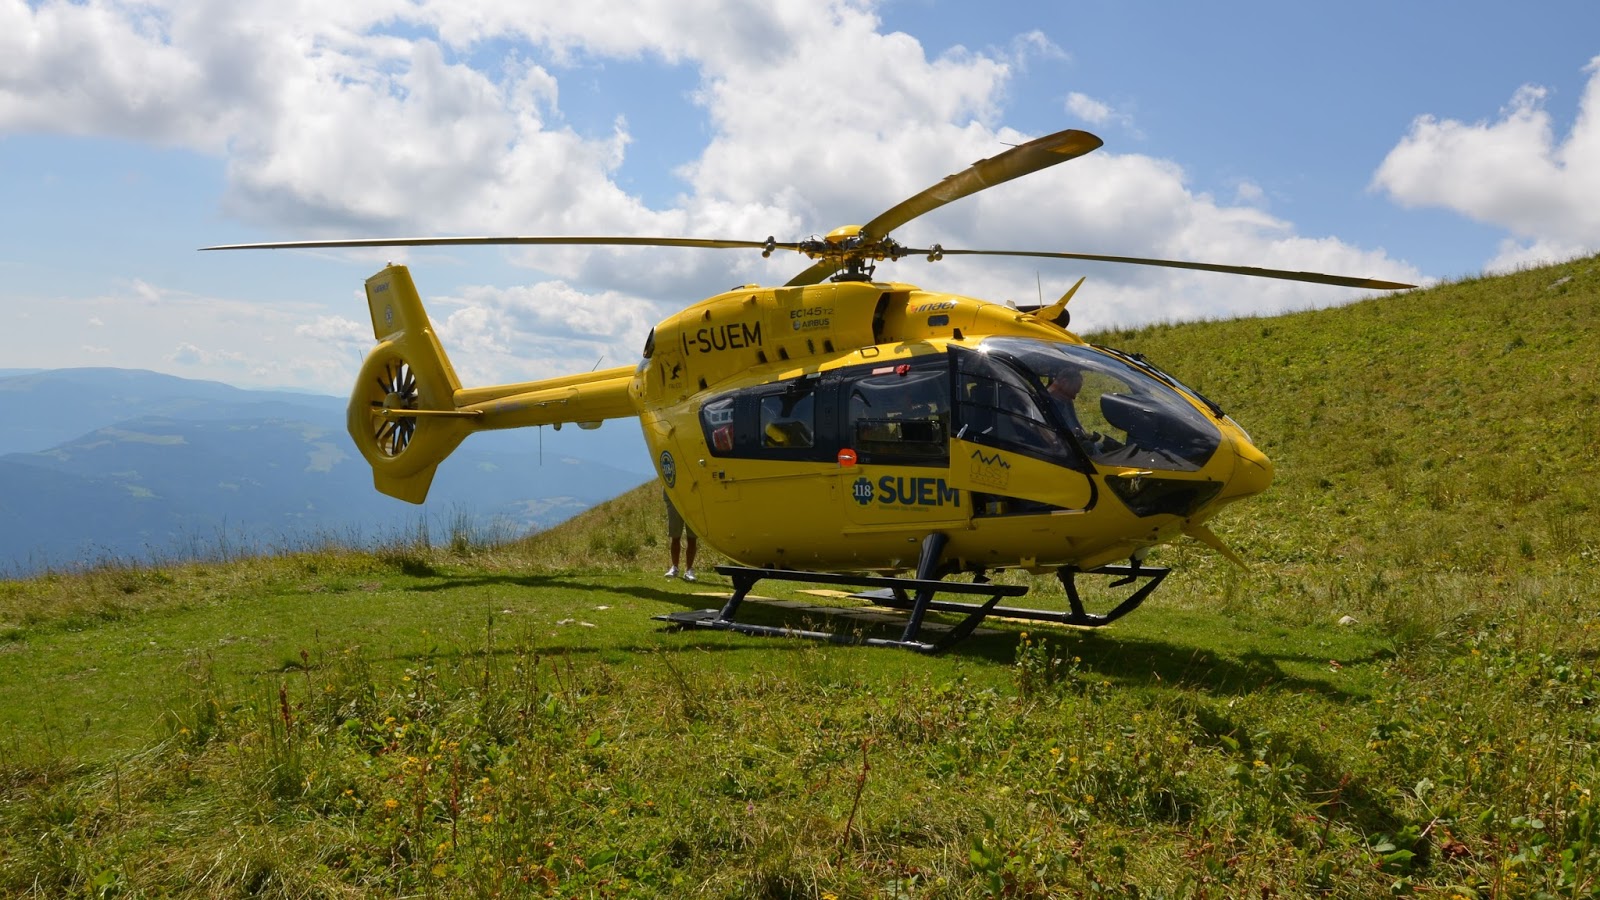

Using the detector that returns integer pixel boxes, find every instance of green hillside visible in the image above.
[1111,256,1599,629]
[1,256,1597,897]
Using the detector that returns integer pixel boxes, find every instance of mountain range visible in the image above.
[0,368,653,574]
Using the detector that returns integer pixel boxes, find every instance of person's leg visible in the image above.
[682,536,698,581]
[666,497,685,577]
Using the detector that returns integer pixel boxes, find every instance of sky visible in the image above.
[3,0,1599,397]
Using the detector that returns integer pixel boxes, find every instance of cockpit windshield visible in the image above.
[981,338,1222,472]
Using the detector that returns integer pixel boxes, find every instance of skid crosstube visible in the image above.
[654,564,1028,653]
[652,534,1169,652]
[861,563,1170,629]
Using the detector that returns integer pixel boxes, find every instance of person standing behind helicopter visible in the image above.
[663,489,698,582]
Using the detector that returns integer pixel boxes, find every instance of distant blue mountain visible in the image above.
[0,367,346,456]
[0,369,654,574]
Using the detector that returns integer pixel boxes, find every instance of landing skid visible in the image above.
[652,534,1169,652]
[860,564,1169,629]
[653,533,1027,653]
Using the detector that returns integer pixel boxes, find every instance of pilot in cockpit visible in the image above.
[1045,366,1114,457]
[1046,367,1088,439]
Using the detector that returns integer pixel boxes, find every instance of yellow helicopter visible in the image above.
[207,128,1412,651]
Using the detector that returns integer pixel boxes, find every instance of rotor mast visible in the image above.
[794,225,945,283]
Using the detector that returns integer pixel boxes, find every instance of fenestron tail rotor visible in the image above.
[335,265,634,505]
[369,358,420,458]
[342,268,478,503]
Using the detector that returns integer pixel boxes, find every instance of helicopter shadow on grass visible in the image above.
[692,598,1381,709]
[394,571,1381,703]
[274,579,819,676]
[980,626,1385,703]
[327,633,817,672]
[922,620,1416,846]
[957,623,1416,845]
[371,571,836,661]
[396,571,736,611]
[394,571,1074,657]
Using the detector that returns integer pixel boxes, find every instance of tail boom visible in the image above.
[348,265,640,503]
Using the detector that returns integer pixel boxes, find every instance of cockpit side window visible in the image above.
[953,349,1076,465]
[984,338,1222,472]
[1041,367,1121,444]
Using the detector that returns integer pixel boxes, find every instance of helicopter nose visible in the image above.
[1219,435,1273,501]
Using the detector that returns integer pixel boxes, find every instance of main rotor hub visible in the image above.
[798,225,926,282]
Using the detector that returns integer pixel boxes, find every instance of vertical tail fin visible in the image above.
[348,265,476,503]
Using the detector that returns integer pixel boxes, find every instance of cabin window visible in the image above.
[700,394,737,454]
[843,362,949,466]
[760,389,815,449]
[699,376,834,461]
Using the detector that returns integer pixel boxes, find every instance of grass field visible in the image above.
[2,255,1598,897]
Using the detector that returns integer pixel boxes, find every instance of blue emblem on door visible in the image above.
[659,451,677,487]
[851,476,874,505]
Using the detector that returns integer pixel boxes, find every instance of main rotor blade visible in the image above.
[863,129,1104,240]
[783,128,1105,287]
[933,249,1415,290]
[201,236,801,252]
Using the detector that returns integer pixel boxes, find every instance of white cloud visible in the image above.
[0,0,223,147]
[1,0,1427,391]
[167,341,245,366]
[1065,91,1113,124]
[430,280,659,385]
[1373,57,1600,272]
[1064,91,1139,137]
[216,32,663,235]
[1483,235,1591,273]
[0,280,359,391]
[292,315,372,379]
[295,315,368,344]
[1232,180,1265,206]
[1007,30,1066,66]
[130,278,164,302]
[892,148,1422,332]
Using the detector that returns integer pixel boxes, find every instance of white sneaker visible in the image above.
[682,568,697,582]
[664,566,678,579]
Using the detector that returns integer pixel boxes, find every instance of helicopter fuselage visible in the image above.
[341,264,1269,577]
[633,279,1271,576]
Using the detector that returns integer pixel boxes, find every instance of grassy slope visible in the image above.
[0,256,1597,898]
[1113,256,1599,631]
